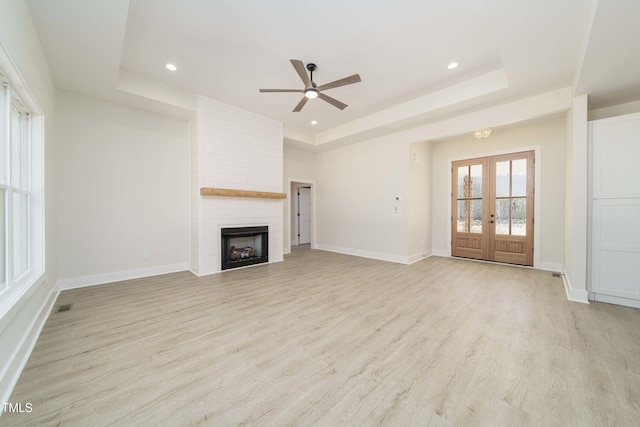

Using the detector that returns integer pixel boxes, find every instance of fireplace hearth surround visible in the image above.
[221,226,269,270]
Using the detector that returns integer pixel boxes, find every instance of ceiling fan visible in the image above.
[259,59,361,112]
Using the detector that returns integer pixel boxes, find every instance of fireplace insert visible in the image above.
[221,226,268,270]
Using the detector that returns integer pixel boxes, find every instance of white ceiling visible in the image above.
[25,0,640,147]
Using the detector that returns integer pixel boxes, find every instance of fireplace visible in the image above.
[221,226,269,270]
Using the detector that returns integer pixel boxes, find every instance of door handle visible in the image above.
[489,220,494,224]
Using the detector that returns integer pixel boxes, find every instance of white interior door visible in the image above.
[298,187,311,245]
[590,113,640,308]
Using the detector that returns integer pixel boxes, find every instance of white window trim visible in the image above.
[0,45,45,319]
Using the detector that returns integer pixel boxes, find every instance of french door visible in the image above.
[452,151,534,266]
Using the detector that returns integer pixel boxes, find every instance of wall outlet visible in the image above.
[143,251,150,259]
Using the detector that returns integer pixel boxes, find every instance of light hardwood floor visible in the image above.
[4,247,640,426]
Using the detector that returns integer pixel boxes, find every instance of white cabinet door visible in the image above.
[590,113,640,308]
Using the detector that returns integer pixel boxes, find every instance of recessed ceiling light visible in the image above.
[311,120,318,125]
[165,63,177,71]
[447,62,459,70]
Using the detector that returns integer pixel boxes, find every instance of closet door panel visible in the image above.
[592,200,640,300]
[592,114,640,199]
[591,112,640,307]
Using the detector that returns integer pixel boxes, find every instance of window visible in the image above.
[0,65,42,301]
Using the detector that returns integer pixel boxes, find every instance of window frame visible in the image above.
[0,54,45,315]
[9,96,32,284]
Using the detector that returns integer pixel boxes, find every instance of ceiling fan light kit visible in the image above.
[259,59,361,112]
[304,88,319,99]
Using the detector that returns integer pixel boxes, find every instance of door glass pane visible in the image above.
[511,198,527,236]
[512,159,527,197]
[495,161,510,197]
[470,164,483,198]
[457,166,469,198]
[457,200,470,232]
[470,199,482,233]
[12,192,29,280]
[495,198,510,235]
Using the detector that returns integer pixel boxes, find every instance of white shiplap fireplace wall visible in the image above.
[190,96,284,275]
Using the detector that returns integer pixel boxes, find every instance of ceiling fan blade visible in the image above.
[317,74,361,91]
[290,59,312,87]
[259,89,303,93]
[292,96,309,112]
[318,93,348,110]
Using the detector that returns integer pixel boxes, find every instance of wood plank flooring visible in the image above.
[3,247,640,426]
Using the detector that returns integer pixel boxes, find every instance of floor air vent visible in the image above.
[552,272,562,278]
[57,303,73,313]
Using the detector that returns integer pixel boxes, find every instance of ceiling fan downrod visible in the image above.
[304,63,319,99]
[306,63,317,87]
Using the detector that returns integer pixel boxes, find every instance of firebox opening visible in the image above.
[221,226,269,270]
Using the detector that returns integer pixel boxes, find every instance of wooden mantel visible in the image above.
[200,187,287,199]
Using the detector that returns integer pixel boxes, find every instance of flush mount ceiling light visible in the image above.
[311,120,318,125]
[474,127,492,139]
[165,63,177,71]
[447,62,459,70]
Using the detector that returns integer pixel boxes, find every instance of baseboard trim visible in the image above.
[316,244,410,264]
[535,262,563,272]
[561,267,590,304]
[592,293,640,309]
[408,250,433,264]
[0,279,59,404]
[432,250,451,257]
[58,263,189,291]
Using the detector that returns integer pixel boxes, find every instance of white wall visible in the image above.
[409,141,432,261]
[431,116,566,270]
[56,91,189,288]
[0,0,58,403]
[283,145,316,253]
[313,89,571,267]
[563,95,589,302]
[284,145,316,182]
[589,99,640,121]
[316,136,411,263]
